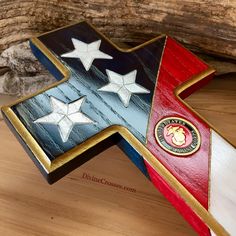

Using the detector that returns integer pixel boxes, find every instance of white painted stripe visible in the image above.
[210,130,236,235]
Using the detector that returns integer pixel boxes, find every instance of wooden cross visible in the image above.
[1,21,235,236]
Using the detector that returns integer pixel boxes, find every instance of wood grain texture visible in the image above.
[209,130,236,235]
[0,0,235,57]
[185,75,236,145]
[0,121,196,236]
[0,74,235,235]
[11,20,165,161]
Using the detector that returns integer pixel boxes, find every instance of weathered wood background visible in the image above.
[0,2,235,235]
[0,0,235,153]
[0,0,236,57]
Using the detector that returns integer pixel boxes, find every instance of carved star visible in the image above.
[34,96,94,142]
[61,39,113,71]
[98,69,150,107]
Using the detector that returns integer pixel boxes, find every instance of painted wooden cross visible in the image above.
[1,21,236,236]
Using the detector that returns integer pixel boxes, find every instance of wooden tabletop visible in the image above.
[0,76,235,236]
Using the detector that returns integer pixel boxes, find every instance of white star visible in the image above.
[61,39,113,71]
[98,69,150,107]
[34,96,94,142]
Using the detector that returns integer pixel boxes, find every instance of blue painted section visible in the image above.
[13,66,150,160]
[118,138,150,178]
[12,22,165,177]
[30,41,64,81]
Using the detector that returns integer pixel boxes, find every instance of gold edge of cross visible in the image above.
[0,22,229,236]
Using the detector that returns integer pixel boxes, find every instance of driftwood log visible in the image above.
[0,0,236,58]
[0,42,55,97]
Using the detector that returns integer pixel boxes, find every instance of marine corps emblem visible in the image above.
[155,117,201,156]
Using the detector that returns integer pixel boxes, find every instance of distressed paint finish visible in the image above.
[146,37,211,235]
[2,21,236,236]
[12,22,165,177]
[34,96,95,142]
[209,130,236,235]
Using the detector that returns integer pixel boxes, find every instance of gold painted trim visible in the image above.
[154,116,201,156]
[0,21,231,235]
[37,20,166,53]
[208,129,213,223]
[145,36,167,144]
[175,68,235,148]
[2,107,51,172]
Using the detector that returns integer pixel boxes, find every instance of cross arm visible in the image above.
[1,21,235,236]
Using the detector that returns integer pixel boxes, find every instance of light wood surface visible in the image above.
[0,76,235,235]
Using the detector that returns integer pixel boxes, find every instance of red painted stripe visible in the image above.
[145,37,212,235]
[145,162,210,236]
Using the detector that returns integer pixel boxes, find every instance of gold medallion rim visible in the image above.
[155,116,201,156]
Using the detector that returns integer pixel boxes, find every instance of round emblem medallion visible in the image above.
[155,117,201,156]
